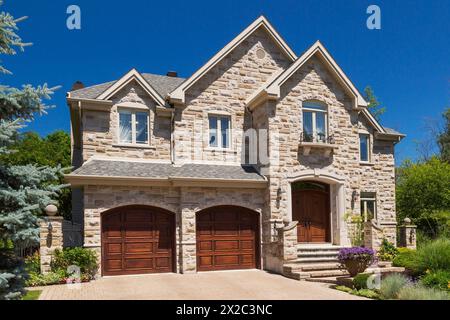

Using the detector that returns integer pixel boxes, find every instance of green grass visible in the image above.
[22,290,42,300]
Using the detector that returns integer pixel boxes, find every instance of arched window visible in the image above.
[302,101,328,143]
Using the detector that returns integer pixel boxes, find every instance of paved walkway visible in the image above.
[37,270,365,300]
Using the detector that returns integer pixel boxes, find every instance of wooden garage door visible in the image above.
[196,206,259,271]
[101,206,174,276]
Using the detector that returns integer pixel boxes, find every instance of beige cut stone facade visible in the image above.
[65,16,404,278]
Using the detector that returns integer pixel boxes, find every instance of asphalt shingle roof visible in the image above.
[71,160,265,181]
[69,73,185,100]
[383,127,405,136]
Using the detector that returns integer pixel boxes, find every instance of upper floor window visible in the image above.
[359,133,370,162]
[360,192,377,222]
[209,115,230,148]
[118,109,149,145]
[302,101,328,143]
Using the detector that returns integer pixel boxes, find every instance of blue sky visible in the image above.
[3,0,449,164]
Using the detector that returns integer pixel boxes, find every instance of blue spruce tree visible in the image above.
[0,2,66,299]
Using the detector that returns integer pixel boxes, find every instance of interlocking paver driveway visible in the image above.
[38,270,365,300]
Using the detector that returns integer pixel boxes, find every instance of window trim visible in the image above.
[302,101,328,143]
[208,114,231,149]
[117,108,150,146]
[360,192,377,222]
[359,132,371,163]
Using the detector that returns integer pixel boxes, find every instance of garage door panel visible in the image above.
[214,240,239,251]
[214,255,239,266]
[102,207,174,276]
[196,206,259,271]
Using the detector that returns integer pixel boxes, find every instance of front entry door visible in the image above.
[292,182,330,243]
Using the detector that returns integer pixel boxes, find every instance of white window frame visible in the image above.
[302,101,328,143]
[359,133,371,163]
[360,192,377,222]
[208,114,231,149]
[118,108,150,145]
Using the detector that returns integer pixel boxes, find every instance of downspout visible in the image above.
[170,106,175,164]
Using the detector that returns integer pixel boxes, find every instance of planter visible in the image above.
[343,260,370,277]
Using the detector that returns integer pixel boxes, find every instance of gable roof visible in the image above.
[68,71,185,103]
[266,41,368,109]
[168,15,297,104]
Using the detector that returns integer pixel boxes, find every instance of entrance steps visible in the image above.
[283,244,349,280]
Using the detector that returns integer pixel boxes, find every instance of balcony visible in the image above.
[299,132,337,157]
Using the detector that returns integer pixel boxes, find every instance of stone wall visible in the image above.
[174,28,291,164]
[83,185,265,275]
[255,56,398,246]
[81,81,171,162]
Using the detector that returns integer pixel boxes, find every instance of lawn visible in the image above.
[22,290,42,300]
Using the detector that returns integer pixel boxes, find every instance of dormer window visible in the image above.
[302,101,328,143]
[118,109,149,145]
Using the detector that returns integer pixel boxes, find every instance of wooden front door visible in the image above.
[101,205,175,276]
[196,206,259,271]
[292,182,330,243]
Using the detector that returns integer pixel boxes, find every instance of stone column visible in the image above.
[398,218,417,250]
[179,206,197,274]
[278,220,298,262]
[39,205,63,274]
[364,220,384,250]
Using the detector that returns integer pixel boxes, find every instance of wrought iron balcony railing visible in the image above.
[300,132,335,144]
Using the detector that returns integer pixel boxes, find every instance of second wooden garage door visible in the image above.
[196,206,259,271]
[101,205,174,276]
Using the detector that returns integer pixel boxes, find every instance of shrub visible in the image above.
[335,285,353,293]
[338,247,376,276]
[392,248,420,275]
[25,270,65,287]
[354,289,380,299]
[353,273,371,290]
[420,270,450,292]
[380,273,410,299]
[378,238,399,261]
[414,238,450,274]
[397,285,450,300]
[24,252,40,274]
[50,247,98,279]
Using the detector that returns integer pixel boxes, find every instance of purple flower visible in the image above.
[338,246,376,264]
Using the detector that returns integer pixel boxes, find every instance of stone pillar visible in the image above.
[180,206,197,274]
[39,205,63,274]
[364,220,384,250]
[278,220,298,262]
[398,218,417,250]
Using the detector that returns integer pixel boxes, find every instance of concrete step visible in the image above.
[298,263,342,271]
[297,251,339,258]
[294,256,339,264]
[304,277,341,284]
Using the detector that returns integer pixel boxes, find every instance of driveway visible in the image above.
[37,270,365,300]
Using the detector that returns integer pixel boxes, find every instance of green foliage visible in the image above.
[397,284,449,300]
[335,285,353,293]
[393,248,420,275]
[380,273,410,299]
[0,249,26,299]
[396,157,450,237]
[22,289,41,300]
[438,108,450,163]
[25,270,65,287]
[0,2,64,299]
[378,238,399,261]
[364,86,386,121]
[0,131,71,218]
[344,213,364,246]
[414,238,450,273]
[51,247,98,279]
[354,289,380,299]
[420,270,450,292]
[24,252,40,274]
[353,273,371,290]
[334,285,380,299]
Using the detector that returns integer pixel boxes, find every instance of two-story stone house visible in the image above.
[65,16,404,278]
